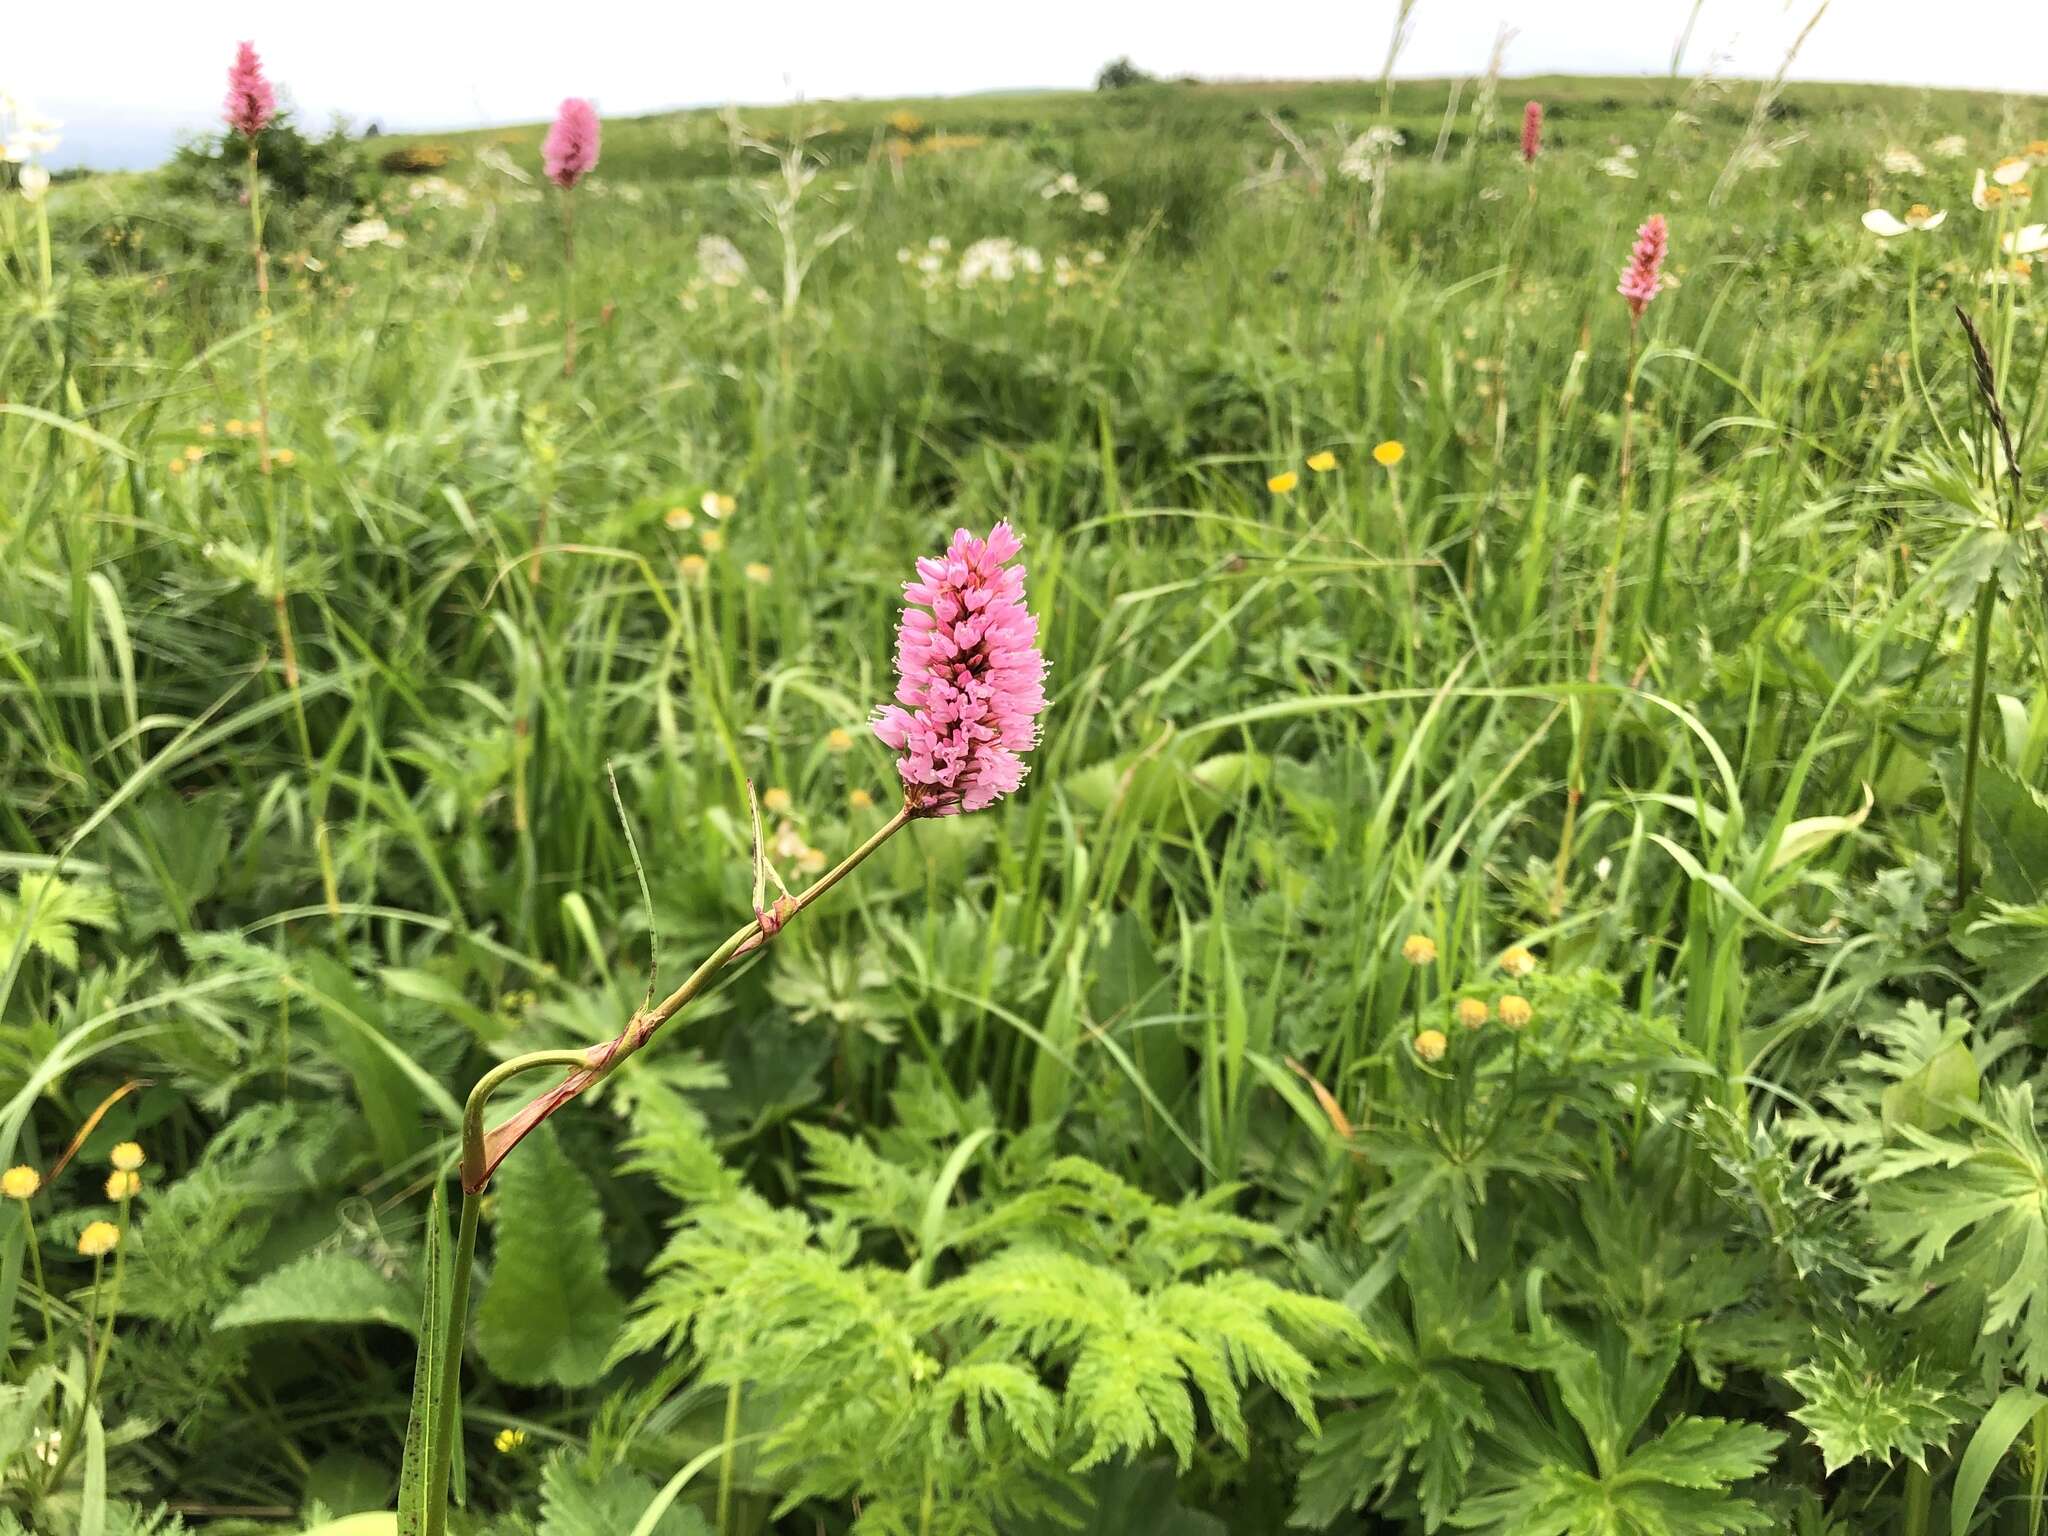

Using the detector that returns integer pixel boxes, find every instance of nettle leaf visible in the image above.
[475,1125,625,1389]
[0,873,118,970]
[536,1450,710,1536]
[1969,761,2048,906]
[1785,1340,1960,1475]
[215,1250,421,1334]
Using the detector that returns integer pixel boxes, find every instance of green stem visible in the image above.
[1956,575,1998,906]
[19,1204,52,1348]
[716,1381,742,1535]
[1903,1460,1931,1536]
[424,1189,481,1536]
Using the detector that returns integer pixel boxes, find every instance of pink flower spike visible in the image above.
[542,98,601,189]
[1520,100,1543,164]
[873,522,1048,817]
[1618,213,1668,320]
[224,42,277,139]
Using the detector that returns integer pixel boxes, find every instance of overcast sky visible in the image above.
[14,1,2048,170]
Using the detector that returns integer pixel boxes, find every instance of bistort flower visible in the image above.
[873,522,1048,816]
[542,98,601,189]
[1618,214,1668,320]
[1521,100,1543,164]
[224,42,277,138]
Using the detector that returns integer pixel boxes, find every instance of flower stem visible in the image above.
[424,1188,480,1536]
[18,1204,52,1348]
[462,805,913,1189]
[1956,576,1998,905]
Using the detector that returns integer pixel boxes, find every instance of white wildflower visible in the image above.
[696,235,748,288]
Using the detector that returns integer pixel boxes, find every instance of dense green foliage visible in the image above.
[3,63,2048,1536]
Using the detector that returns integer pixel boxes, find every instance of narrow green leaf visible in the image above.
[1951,1387,2045,1536]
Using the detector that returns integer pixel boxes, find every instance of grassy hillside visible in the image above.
[3,65,2048,1536]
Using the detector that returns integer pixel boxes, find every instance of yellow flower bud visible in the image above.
[1499,995,1534,1029]
[826,728,853,753]
[2,1166,40,1201]
[1267,470,1299,495]
[1455,998,1489,1030]
[762,787,792,814]
[106,1170,141,1201]
[110,1142,145,1172]
[1499,946,1538,979]
[494,1427,528,1454]
[1372,439,1405,467]
[1412,1029,1448,1063]
[1306,450,1338,473]
[1401,934,1438,966]
[77,1221,121,1258]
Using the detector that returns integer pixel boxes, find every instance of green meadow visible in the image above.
[4,62,2048,1536]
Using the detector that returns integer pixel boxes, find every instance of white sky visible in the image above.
[14,1,2048,169]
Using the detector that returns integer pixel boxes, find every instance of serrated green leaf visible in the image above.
[215,1250,422,1334]
[474,1124,624,1388]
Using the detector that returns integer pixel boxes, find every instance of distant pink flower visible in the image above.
[873,522,1048,816]
[1618,214,1668,320]
[542,98,600,189]
[1521,101,1543,163]
[224,42,277,139]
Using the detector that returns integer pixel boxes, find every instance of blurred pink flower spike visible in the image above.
[1618,213,1668,320]
[1521,100,1543,164]
[224,41,277,138]
[874,521,1049,817]
[542,97,601,189]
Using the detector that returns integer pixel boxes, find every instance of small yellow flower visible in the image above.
[663,506,695,530]
[700,529,725,555]
[1372,440,1406,467]
[1267,471,1299,495]
[2,1166,40,1201]
[110,1142,145,1172]
[105,1170,141,1201]
[273,448,296,467]
[1454,997,1489,1030]
[168,457,187,476]
[848,788,875,810]
[1306,450,1338,473]
[678,554,709,584]
[796,846,827,875]
[1412,1028,1448,1063]
[1499,946,1538,979]
[1499,995,1533,1029]
[1400,933,1438,966]
[762,787,793,814]
[225,419,246,436]
[2030,140,2048,160]
[197,420,217,438]
[826,728,854,753]
[494,1427,528,1454]
[183,444,206,463]
[77,1221,121,1258]
[744,561,773,585]
[700,491,737,519]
